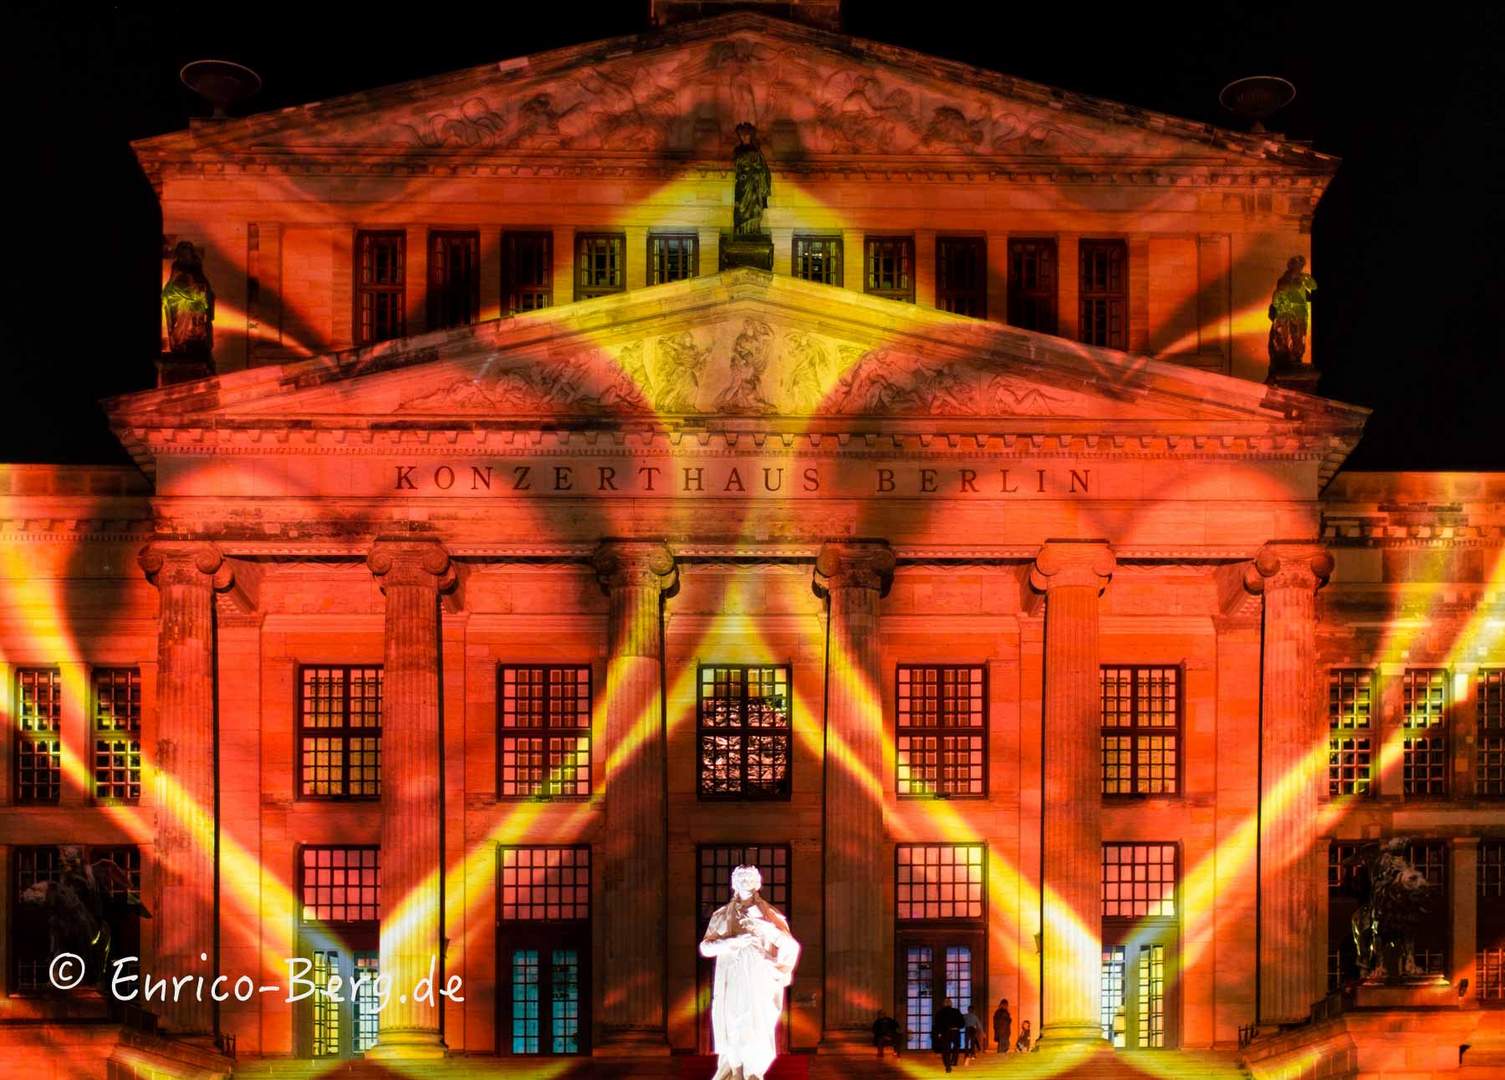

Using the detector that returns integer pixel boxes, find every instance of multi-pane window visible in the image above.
[355,230,405,345]
[697,845,790,925]
[696,665,792,800]
[1480,841,1505,1001]
[498,846,591,923]
[896,665,986,798]
[298,847,379,1057]
[1007,238,1058,333]
[1101,843,1177,919]
[793,235,842,285]
[1328,669,1374,797]
[298,667,382,800]
[1327,841,1362,991]
[503,231,553,313]
[1402,669,1449,797]
[15,668,62,803]
[299,846,381,924]
[93,668,141,802]
[895,843,985,921]
[575,233,626,300]
[936,236,985,317]
[1079,238,1127,349]
[864,236,914,302]
[13,846,141,993]
[1407,841,1448,975]
[498,665,591,800]
[427,230,480,330]
[1100,666,1180,796]
[649,233,698,284]
[1477,670,1505,797]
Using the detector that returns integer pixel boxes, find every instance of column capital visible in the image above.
[592,540,677,594]
[1244,541,1333,595]
[367,538,456,592]
[138,540,231,589]
[1028,539,1115,593]
[814,540,895,596]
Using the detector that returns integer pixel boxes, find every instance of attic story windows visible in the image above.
[355,231,406,346]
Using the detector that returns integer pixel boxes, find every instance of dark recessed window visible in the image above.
[1328,669,1374,797]
[15,667,61,804]
[498,665,592,800]
[936,236,985,317]
[575,233,626,300]
[503,231,553,314]
[13,846,141,993]
[864,236,914,302]
[1477,670,1505,797]
[697,845,790,926]
[649,233,699,284]
[896,665,986,798]
[355,230,406,345]
[696,664,792,800]
[1401,668,1448,797]
[1406,841,1449,974]
[1100,666,1180,797]
[1480,841,1505,1001]
[298,666,383,800]
[1007,237,1057,333]
[793,235,842,285]
[1079,238,1127,349]
[427,230,480,330]
[93,667,142,803]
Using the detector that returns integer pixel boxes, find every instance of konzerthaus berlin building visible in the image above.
[3,2,1502,1077]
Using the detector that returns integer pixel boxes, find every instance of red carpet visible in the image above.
[678,1054,811,1079]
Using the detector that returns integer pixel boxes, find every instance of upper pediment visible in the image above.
[133,14,1333,175]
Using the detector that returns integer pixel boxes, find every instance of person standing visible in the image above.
[992,998,1011,1054]
[962,1004,985,1063]
[935,997,965,1073]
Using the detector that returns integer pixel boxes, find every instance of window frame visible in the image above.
[894,842,987,924]
[497,844,592,925]
[647,232,700,285]
[496,664,593,802]
[1401,668,1449,798]
[894,664,988,800]
[11,845,142,994]
[502,230,554,314]
[14,667,62,805]
[1327,668,1375,799]
[426,229,481,331]
[1099,665,1183,798]
[1101,841,1179,921]
[574,232,627,301]
[695,663,793,802]
[935,235,986,318]
[1477,669,1505,798]
[1480,840,1505,1003]
[1078,237,1128,349]
[792,234,843,285]
[354,229,406,346]
[92,666,142,805]
[1006,236,1058,333]
[296,665,384,802]
[863,235,915,302]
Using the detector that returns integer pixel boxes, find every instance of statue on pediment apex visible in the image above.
[733,122,771,236]
[162,240,214,358]
[1267,255,1316,369]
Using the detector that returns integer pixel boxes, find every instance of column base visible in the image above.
[366,1030,447,1060]
[595,1028,671,1056]
[1039,1021,1108,1046]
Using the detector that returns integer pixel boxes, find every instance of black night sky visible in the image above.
[2,1,1499,470]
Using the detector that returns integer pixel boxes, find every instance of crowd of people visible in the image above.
[873,997,1038,1071]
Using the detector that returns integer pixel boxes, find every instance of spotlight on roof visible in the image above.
[180,59,262,119]
[1219,75,1296,133]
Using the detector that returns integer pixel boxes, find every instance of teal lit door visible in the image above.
[502,930,589,1055]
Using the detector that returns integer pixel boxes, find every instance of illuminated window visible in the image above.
[299,846,380,924]
[1401,669,1449,797]
[895,843,985,921]
[696,665,792,800]
[427,230,480,330]
[1328,669,1374,797]
[649,233,699,284]
[575,233,626,299]
[896,665,986,798]
[355,230,405,345]
[15,667,61,804]
[1477,670,1505,797]
[1079,239,1127,349]
[13,846,141,994]
[1101,843,1177,919]
[93,667,141,803]
[298,667,382,800]
[1007,238,1058,333]
[498,665,591,800]
[936,236,985,317]
[697,845,790,925]
[503,231,553,313]
[498,846,590,922]
[298,848,379,1058]
[1480,841,1505,1001]
[793,235,842,285]
[1100,666,1180,796]
[863,236,914,301]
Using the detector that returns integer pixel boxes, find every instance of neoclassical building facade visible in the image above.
[1,5,1501,1077]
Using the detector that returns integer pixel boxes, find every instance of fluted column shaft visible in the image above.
[594,541,676,1051]
[815,541,895,1043]
[367,539,454,1058]
[1246,542,1332,1025]
[1031,540,1115,1044]
[139,542,228,1036]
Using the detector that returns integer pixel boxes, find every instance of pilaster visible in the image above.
[1452,837,1480,1002]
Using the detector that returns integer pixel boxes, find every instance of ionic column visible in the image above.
[139,541,230,1036]
[814,541,895,1046]
[1245,541,1333,1025]
[366,539,455,1060]
[1029,539,1115,1045]
[593,541,677,1052]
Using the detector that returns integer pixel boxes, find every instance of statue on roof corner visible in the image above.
[162,240,215,358]
[733,122,771,237]
[1266,254,1316,369]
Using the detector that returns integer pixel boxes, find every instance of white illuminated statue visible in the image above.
[699,864,801,1080]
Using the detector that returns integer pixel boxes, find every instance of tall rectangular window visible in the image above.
[15,668,61,804]
[1327,841,1362,991]
[575,233,626,300]
[793,235,842,285]
[1407,841,1448,975]
[1101,843,1178,919]
[648,233,699,284]
[298,846,380,1057]
[1480,841,1505,1001]
[1402,668,1449,797]
[1328,669,1374,797]
[1007,238,1057,333]
[298,667,382,800]
[355,230,405,345]
[498,665,591,800]
[1079,238,1127,348]
[1477,670,1505,797]
[896,843,985,921]
[427,230,480,330]
[696,664,792,800]
[13,846,141,993]
[1100,666,1180,796]
[93,668,141,803]
[896,665,986,798]
[503,231,553,313]
[936,236,985,317]
[499,846,590,1056]
[864,236,914,302]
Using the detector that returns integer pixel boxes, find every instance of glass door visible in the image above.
[898,934,982,1051]
[1100,932,1177,1048]
[502,930,588,1056]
